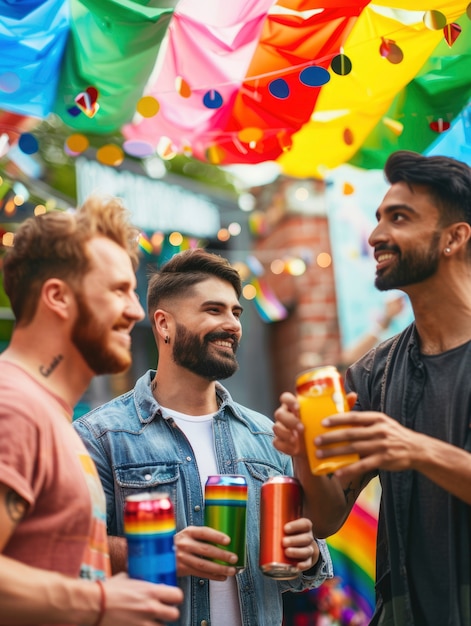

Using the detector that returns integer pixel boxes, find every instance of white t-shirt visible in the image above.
[160,406,242,626]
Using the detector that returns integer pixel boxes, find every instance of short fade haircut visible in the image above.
[3,195,140,325]
[147,248,242,324]
[385,150,471,228]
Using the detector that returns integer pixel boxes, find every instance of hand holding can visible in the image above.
[296,366,359,475]
[124,492,178,586]
[259,476,302,579]
[204,475,247,571]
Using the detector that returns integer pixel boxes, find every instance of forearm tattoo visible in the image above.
[5,489,28,523]
[343,473,372,505]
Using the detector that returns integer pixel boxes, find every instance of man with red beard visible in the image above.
[0,197,183,626]
[272,151,471,626]
[74,248,333,626]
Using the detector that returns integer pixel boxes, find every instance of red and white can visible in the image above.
[259,476,302,579]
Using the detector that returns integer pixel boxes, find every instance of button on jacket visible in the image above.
[74,370,333,626]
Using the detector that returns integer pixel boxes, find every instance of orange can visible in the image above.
[259,476,302,580]
[296,365,359,475]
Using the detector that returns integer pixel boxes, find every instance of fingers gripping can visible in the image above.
[296,365,359,475]
[124,492,177,586]
[259,476,302,579]
[204,475,248,571]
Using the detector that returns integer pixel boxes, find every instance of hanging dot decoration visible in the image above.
[123,139,155,158]
[382,117,404,136]
[343,128,354,146]
[423,10,447,30]
[206,144,225,164]
[18,133,39,155]
[203,90,223,109]
[96,144,124,167]
[299,66,330,87]
[330,54,352,76]
[429,119,451,133]
[268,78,290,99]
[379,38,404,64]
[175,76,191,98]
[157,136,177,160]
[74,86,99,118]
[136,96,160,117]
[443,22,461,47]
[237,127,263,144]
[65,133,89,155]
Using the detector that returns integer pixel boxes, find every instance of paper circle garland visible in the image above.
[268,78,290,99]
[136,96,160,118]
[299,66,330,87]
[330,54,352,76]
[203,90,223,109]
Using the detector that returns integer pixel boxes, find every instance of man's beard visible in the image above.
[71,292,132,375]
[172,322,239,381]
[375,231,441,291]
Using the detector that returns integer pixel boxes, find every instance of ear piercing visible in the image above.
[164,336,169,344]
[444,247,451,254]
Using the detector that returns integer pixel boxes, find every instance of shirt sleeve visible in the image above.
[0,409,42,506]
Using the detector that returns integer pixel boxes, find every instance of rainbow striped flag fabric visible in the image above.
[283,479,380,626]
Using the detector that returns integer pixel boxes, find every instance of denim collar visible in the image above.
[134,370,241,425]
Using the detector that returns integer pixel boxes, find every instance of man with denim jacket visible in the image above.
[74,248,333,626]
[273,151,471,626]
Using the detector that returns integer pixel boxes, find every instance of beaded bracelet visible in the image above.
[92,579,106,626]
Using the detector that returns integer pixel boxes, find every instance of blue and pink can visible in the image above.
[124,491,177,586]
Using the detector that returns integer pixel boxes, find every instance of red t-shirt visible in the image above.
[0,361,111,582]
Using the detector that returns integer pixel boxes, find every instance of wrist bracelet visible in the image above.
[92,579,106,626]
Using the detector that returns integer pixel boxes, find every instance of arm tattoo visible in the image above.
[5,489,28,523]
[343,472,375,505]
[343,481,357,504]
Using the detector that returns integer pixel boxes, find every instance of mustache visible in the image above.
[205,331,240,352]
[374,244,400,254]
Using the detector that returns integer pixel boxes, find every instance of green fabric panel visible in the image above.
[350,13,471,170]
[54,0,176,132]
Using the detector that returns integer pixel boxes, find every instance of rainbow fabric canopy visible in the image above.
[0,1,470,178]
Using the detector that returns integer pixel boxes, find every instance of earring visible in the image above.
[164,336,169,344]
[444,247,451,254]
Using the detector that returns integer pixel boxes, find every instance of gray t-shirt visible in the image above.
[407,342,470,625]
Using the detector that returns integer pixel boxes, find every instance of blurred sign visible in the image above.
[327,164,413,350]
[76,158,221,237]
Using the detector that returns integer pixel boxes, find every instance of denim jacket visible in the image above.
[74,371,333,626]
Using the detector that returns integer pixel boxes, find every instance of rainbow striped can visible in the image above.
[204,475,248,571]
[124,492,177,586]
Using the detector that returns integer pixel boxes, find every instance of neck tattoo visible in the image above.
[39,354,64,377]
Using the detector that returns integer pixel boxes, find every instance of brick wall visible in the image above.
[251,194,342,402]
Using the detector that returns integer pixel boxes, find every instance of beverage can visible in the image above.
[124,491,177,586]
[296,365,359,475]
[259,475,302,579]
[204,474,247,571]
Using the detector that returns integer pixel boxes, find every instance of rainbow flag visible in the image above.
[326,493,378,618]
[283,479,379,625]
[137,231,153,255]
[251,277,289,323]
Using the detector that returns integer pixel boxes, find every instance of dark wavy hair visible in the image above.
[147,248,242,322]
[384,150,471,227]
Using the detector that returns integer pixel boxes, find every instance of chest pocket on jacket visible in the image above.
[244,461,287,484]
[115,463,180,505]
